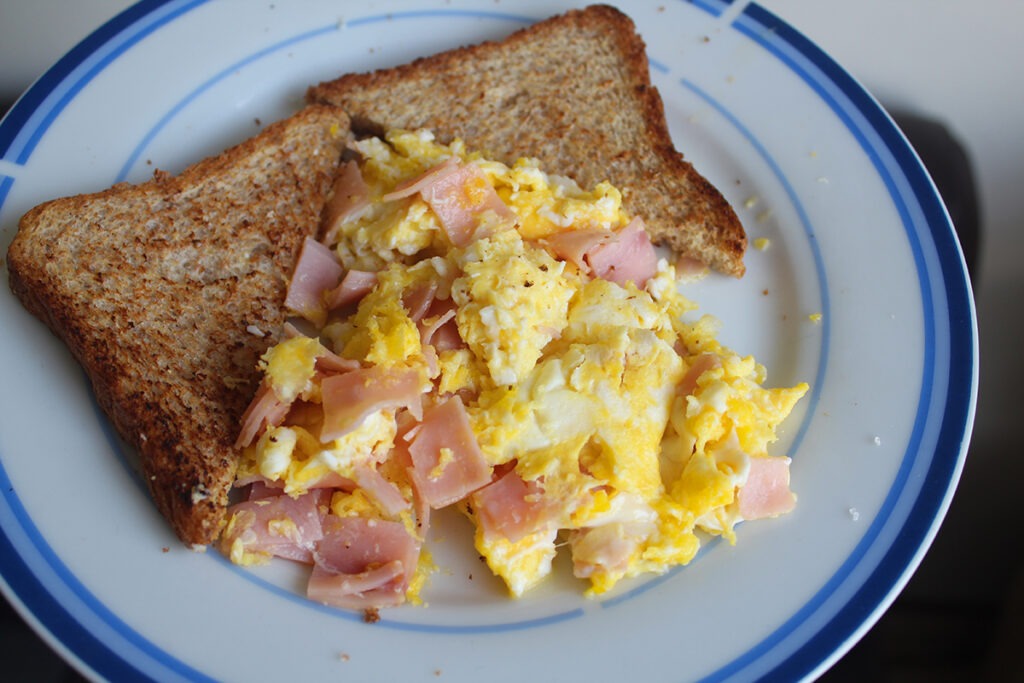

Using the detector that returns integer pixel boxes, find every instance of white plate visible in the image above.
[0,1,978,681]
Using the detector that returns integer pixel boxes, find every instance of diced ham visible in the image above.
[382,156,461,201]
[313,345,362,374]
[307,562,406,609]
[543,228,615,270]
[284,237,344,324]
[325,269,378,311]
[424,162,515,246]
[421,344,440,378]
[416,298,463,352]
[307,515,420,609]
[383,157,514,247]
[471,468,554,543]
[542,219,658,287]
[585,218,658,288]
[247,478,284,500]
[220,492,324,564]
[403,281,440,322]
[429,318,464,352]
[314,515,418,573]
[322,160,371,246]
[738,456,796,520]
[236,381,291,449]
[569,519,655,579]
[282,321,305,338]
[390,438,432,536]
[352,464,411,518]
[407,396,492,508]
[237,473,348,501]
[419,308,456,347]
[320,366,424,442]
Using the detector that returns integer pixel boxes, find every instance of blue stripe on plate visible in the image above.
[115,9,535,181]
[597,71,833,615]
[0,1,976,680]
[346,9,534,27]
[677,77,830,458]
[0,0,208,166]
[104,7,592,636]
[0,175,14,210]
[684,0,732,18]
[698,4,974,682]
[202,544,588,633]
[0,462,216,683]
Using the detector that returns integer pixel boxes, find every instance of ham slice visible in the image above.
[738,456,796,520]
[307,515,420,609]
[325,269,378,312]
[542,219,658,287]
[237,337,363,449]
[415,297,463,352]
[238,471,356,495]
[569,519,655,579]
[284,237,344,324]
[582,218,658,288]
[314,346,362,374]
[383,157,514,247]
[418,308,458,349]
[221,492,324,564]
[236,381,291,449]
[382,157,461,201]
[322,160,371,246]
[314,515,418,573]
[389,437,432,536]
[307,563,406,609]
[320,366,424,442]
[352,464,411,518]
[402,281,440,322]
[425,162,515,246]
[247,478,285,500]
[429,317,464,352]
[471,468,553,543]
[407,396,492,508]
[543,228,615,271]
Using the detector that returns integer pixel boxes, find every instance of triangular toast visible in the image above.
[307,4,746,276]
[7,104,351,546]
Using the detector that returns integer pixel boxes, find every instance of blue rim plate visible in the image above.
[0,1,977,681]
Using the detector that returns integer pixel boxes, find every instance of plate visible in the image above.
[0,1,977,681]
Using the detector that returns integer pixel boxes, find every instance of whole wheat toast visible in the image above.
[308,4,746,276]
[7,104,352,546]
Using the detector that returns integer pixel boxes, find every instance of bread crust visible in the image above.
[308,4,746,276]
[7,105,351,546]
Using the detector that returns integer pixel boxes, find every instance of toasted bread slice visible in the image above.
[308,4,745,276]
[7,104,351,546]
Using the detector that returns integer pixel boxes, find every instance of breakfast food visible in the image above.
[6,105,352,546]
[222,130,806,608]
[6,4,798,613]
[308,4,747,277]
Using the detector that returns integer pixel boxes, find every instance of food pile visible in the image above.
[222,130,807,609]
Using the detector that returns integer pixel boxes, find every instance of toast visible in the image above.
[7,104,352,546]
[308,4,746,276]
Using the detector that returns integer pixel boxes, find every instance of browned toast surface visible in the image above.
[308,4,746,276]
[7,104,351,546]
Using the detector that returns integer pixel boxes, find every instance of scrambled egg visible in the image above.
[233,129,808,601]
